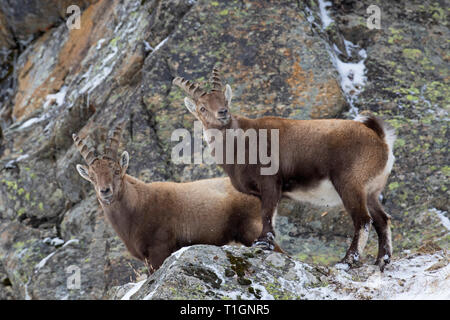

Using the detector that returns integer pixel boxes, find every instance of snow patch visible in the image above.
[18,113,49,130]
[96,38,106,50]
[43,85,68,109]
[330,51,367,115]
[16,154,29,162]
[430,208,450,231]
[311,1,368,116]
[62,239,80,248]
[318,0,333,29]
[121,279,147,300]
[34,252,56,272]
[151,37,169,55]
[43,237,65,246]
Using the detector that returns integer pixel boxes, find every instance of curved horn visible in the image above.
[210,65,223,91]
[172,77,206,99]
[72,133,97,165]
[104,120,126,161]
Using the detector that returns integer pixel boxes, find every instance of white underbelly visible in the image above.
[283,179,343,207]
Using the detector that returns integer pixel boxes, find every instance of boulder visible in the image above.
[108,244,450,300]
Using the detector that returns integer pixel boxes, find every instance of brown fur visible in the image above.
[173,68,396,270]
[73,132,282,272]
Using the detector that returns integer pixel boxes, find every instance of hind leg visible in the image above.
[367,193,392,271]
[334,182,373,267]
[238,213,286,254]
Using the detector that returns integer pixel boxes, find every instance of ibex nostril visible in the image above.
[218,109,228,116]
[100,187,111,195]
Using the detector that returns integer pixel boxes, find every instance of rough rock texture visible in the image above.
[0,0,448,299]
[108,245,450,300]
[274,0,450,266]
[0,0,93,49]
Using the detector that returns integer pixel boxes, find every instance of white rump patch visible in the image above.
[283,179,343,207]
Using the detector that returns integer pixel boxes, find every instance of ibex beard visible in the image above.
[173,65,396,271]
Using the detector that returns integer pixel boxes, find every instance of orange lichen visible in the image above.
[286,57,315,109]
[13,0,112,120]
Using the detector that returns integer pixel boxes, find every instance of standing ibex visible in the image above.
[73,122,282,271]
[173,66,396,270]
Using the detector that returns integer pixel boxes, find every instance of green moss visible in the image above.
[182,265,222,289]
[4,180,18,191]
[38,202,44,212]
[265,281,297,300]
[389,181,400,191]
[109,37,119,47]
[441,166,450,177]
[405,94,418,101]
[395,138,406,148]
[387,27,403,44]
[225,251,251,277]
[13,241,25,250]
[402,48,422,60]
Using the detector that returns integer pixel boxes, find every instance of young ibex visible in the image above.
[73,122,282,271]
[173,66,396,270]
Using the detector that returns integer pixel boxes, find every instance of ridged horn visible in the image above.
[72,133,97,165]
[210,65,223,91]
[172,77,206,99]
[103,120,126,161]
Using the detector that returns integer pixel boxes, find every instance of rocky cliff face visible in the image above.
[0,0,448,299]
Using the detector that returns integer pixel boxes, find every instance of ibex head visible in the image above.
[73,121,129,205]
[173,65,233,128]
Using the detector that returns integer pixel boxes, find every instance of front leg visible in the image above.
[252,180,281,251]
[141,244,173,274]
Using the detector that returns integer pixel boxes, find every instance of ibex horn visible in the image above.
[172,77,206,99]
[72,133,97,165]
[210,65,223,91]
[104,120,126,161]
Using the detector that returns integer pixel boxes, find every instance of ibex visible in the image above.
[173,66,396,270]
[73,122,282,271]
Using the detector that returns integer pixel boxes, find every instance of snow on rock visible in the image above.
[43,85,68,109]
[107,245,449,300]
[430,208,450,231]
[318,0,333,29]
[310,0,368,116]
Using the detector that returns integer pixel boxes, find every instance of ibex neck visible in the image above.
[100,175,138,242]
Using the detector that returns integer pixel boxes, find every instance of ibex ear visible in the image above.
[184,97,197,115]
[76,164,91,182]
[224,84,232,105]
[120,151,129,175]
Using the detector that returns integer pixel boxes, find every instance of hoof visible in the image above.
[340,253,363,269]
[375,254,391,272]
[252,232,275,251]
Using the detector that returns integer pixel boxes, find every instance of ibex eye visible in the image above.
[115,170,120,175]
[200,107,206,112]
